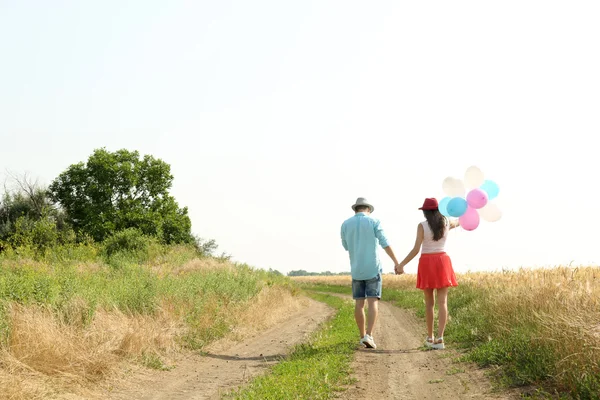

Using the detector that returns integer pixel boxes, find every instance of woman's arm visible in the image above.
[395,223,424,274]
[449,218,460,230]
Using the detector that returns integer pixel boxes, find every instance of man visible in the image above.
[341,197,401,349]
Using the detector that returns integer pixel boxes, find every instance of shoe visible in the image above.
[361,334,377,349]
[432,337,445,350]
[425,337,434,348]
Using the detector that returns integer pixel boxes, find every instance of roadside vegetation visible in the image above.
[292,267,600,400]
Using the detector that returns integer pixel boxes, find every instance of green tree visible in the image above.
[48,148,193,244]
[287,270,311,276]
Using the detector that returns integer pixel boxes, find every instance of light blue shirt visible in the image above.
[340,212,390,280]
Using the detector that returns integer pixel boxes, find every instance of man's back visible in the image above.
[341,212,389,280]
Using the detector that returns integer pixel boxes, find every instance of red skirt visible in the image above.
[416,252,458,290]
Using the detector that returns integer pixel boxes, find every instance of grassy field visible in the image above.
[0,243,299,399]
[292,266,600,400]
[3,241,599,400]
[227,292,357,400]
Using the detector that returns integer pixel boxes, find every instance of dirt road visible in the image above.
[102,295,519,400]
[339,297,520,400]
[103,298,333,400]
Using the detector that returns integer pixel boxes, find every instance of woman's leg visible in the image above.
[436,287,449,339]
[423,289,435,339]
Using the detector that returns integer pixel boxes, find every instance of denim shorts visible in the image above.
[352,273,382,300]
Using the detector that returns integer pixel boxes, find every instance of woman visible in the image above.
[395,197,459,349]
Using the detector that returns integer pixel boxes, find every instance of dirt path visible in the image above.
[102,298,334,400]
[91,293,520,400]
[337,296,521,400]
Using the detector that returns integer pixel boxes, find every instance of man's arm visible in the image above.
[340,224,348,251]
[383,245,399,265]
[374,220,400,268]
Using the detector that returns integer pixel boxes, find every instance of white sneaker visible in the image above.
[425,337,435,348]
[361,334,377,349]
[432,337,445,350]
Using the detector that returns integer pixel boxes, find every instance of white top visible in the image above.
[420,220,449,254]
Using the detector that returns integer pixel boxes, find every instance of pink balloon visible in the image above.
[466,188,488,209]
[459,206,480,231]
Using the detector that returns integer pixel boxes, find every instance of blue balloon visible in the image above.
[447,197,468,217]
[439,196,451,217]
[480,180,500,200]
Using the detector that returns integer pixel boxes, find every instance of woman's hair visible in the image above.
[423,209,447,241]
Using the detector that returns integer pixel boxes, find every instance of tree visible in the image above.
[287,269,311,276]
[1,173,53,225]
[48,148,193,244]
[0,172,73,251]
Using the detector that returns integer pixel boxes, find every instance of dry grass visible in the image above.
[227,285,309,341]
[161,257,234,276]
[0,300,184,399]
[291,275,353,286]
[0,363,55,400]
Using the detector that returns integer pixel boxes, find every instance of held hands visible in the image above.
[394,263,405,275]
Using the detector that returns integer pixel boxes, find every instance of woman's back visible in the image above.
[420,220,449,254]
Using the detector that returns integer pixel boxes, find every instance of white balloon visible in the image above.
[442,177,455,195]
[464,166,485,189]
[479,202,502,222]
[442,176,454,196]
[442,176,465,197]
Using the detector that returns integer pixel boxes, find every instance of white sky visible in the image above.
[1,1,599,274]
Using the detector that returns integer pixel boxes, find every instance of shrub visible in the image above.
[102,228,161,266]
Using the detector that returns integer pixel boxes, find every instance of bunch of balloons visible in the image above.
[438,166,502,231]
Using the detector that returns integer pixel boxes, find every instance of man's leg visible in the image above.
[366,297,379,336]
[352,279,367,338]
[354,299,366,338]
[362,273,382,349]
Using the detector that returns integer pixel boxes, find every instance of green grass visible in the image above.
[227,292,358,400]
[428,379,445,384]
[446,367,465,375]
[140,352,174,371]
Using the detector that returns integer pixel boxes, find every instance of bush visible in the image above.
[102,228,161,265]
[1,215,78,259]
[192,236,218,256]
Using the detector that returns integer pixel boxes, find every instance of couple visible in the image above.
[340,197,459,350]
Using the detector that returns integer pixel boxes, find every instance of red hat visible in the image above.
[419,198,438,210]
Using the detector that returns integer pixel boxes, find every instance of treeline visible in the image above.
[287,270,349,277]
[0,148,222,258]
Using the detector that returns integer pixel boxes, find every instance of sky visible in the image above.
[1,1,599,275]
